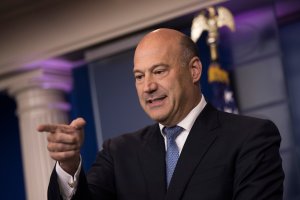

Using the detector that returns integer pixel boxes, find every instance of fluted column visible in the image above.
[4,61,73,200]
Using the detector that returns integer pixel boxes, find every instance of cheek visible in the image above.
[135,87,143,101]
[137,92,144,105]
[167,80,181,96]
[170,84,187,106]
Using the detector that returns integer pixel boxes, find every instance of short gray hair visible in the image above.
[179,35,200,66]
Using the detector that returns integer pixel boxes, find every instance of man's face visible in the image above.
[133,36,195,126]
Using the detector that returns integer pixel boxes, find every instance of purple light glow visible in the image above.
[24,59,74,71]
[234,6,274,26]
[275,0,300,18]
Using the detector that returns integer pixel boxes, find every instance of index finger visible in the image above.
[37,124,75,133]
[37,124,58,133]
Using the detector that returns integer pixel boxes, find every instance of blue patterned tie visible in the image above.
[164,125,183,187]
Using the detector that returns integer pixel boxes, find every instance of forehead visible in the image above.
[133,38,180,71]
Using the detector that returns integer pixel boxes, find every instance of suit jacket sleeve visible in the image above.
[48,139,117,200]
[233,119,284,200]
[48,165,63,200]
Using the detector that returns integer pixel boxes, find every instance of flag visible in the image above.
[208,62,238,114]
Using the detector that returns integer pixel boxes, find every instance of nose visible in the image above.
[143,76,158,93]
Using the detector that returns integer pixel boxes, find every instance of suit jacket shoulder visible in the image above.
[180,104,284,200]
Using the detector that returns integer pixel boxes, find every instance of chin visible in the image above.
[148,114,168,124]
[145,107,169,122]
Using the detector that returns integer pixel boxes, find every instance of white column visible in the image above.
[3,61,73,200]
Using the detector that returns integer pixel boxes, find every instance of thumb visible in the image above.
[70,117,86,129]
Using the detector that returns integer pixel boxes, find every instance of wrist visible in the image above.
[59,156,80,176]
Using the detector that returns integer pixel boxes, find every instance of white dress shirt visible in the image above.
[57,95,207,200]
[56,157,82,200]
[159,95,207,154]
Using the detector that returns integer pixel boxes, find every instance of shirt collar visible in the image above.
[159,94,207,134]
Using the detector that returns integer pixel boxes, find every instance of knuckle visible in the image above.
[55,143,62,151]
[62,151,71,159]
[74,144,80,150]
[70,137,77,144]
[69,151,77,157]
[57,134,64,142]
[49,152,57,160]
[47,134,52,142]
[47,143,52,151]
[57,152,66,161]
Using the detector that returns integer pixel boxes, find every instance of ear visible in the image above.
[189,57,202,83]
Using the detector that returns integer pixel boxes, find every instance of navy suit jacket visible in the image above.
[48,104,284,200]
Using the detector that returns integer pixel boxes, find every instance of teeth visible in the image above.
[147,96,165,104]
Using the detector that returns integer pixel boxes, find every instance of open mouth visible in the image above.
[146,96,167,107]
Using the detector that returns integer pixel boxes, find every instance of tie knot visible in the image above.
[163,126,183,140]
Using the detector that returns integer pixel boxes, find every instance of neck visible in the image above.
[162,93,202,127]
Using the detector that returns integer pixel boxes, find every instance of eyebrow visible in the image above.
[133,63,169,74]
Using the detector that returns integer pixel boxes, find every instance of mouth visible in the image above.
[146,96,167,107]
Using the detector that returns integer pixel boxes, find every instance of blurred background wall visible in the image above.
[0,0,299,199]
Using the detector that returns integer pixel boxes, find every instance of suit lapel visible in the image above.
[138,124,167,200]
[165,104,220,200]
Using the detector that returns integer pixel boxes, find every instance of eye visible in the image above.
[154,70,164,74]
[153,67,167,77]
[134,73,144,81]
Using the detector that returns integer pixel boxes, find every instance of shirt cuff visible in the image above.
[55,157,82,200]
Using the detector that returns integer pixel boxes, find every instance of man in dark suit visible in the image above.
[38,28,284,200]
